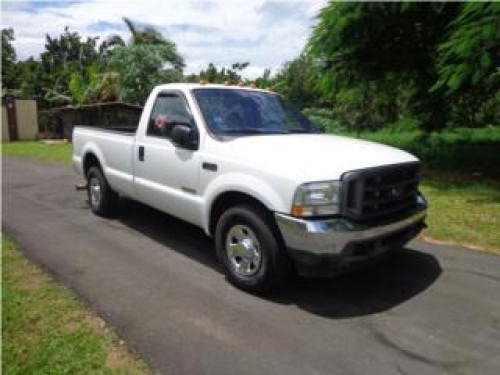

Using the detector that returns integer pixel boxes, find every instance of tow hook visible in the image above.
[75,183,87,191]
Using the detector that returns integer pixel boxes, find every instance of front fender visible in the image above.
[201,172,289,235]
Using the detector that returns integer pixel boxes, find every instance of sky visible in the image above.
[1,0,327,79]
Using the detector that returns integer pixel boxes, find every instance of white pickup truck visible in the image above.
[73,83,427,292]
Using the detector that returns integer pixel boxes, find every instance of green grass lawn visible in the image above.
[2,140,498,253]
[2,141,72,164]
[2,235,150,374]
[420,173,500,254]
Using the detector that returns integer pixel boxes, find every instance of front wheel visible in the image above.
[215,205,291,293]
[86,166,118,216]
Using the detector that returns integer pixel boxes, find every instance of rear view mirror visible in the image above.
[171,124,199,150]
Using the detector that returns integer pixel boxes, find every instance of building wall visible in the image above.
[1,106,10,142]
[1,99,39,141]
[15,100,38,140]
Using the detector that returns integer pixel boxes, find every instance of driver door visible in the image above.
[134,91,202,225]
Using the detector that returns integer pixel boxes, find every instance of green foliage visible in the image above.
[273,55,321,108]
[302,108,344,133]
[100,18,184,105]
[2,28,18,90]
[186,61,250,84]
[340,127,500,178]
[16,58,44,100]
[432,3,500,94]
[254,68,272,88]
[67,64,116,105]
[108,44,184,105]
[40,27,100,106]
[5,3,498,132]
[92,72,120,102]
[69,72,84,104]
[305,2,499,132]
[307,2,462,131]
[10,18,184,107]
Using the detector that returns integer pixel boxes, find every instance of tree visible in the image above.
[274,55,321,108]
[101,17,177,53]
[108,44,184,105]
[40,27,100,106]
[307,2,461,130]
[17,57,44,99]
[186,62,250,84]
[255,68,273,89]
[433,3,500,94]
[101,17,184,105]
[2,28,17,90]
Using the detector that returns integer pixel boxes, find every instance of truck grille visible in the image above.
[341,163,420,221]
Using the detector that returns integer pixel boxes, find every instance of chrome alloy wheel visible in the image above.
[226,224,262,277]
[89,176,102,208]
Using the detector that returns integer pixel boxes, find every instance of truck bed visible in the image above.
[72,125,137,198]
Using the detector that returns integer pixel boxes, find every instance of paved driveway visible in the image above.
[3,157,500,375]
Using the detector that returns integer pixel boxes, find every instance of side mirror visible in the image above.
[171,124,199,150]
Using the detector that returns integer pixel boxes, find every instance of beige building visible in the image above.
[1,96,39,142]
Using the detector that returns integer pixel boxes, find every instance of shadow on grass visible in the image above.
[113,199,442,319]
[420,172,500,204]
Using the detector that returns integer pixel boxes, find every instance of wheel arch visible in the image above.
[208,191,272,236]
[83,152,101,177]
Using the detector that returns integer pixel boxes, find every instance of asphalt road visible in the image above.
[3,157,500,375]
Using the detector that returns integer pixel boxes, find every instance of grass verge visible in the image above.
[2,235,149,374]
[2,141,72,164]
[419,173,500,254]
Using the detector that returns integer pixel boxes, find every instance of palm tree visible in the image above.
[100,17,185,104]
[100,17,172,53]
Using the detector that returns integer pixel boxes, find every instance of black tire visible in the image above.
[86,166,118,216]
[215,204,291,293]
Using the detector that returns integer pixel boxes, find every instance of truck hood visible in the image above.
[208,134,418,181]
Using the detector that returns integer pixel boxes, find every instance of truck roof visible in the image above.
[154,83,275,93]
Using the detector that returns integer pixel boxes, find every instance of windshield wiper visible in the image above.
[217,128,288,135]
[288,128,320,134]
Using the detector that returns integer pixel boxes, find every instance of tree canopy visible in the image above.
[2,3,498,130]
[2,28,18,91]
[306,2,499,130]
[108,44,184,105]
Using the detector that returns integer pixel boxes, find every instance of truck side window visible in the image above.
[148,93,191,138]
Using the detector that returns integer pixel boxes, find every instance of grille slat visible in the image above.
[341,163,420,221]
[362,190,416,206]
[363,177,419,192]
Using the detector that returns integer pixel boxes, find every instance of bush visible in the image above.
[303,107,348,133]
[350,127,500,178]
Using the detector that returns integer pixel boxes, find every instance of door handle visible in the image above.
[138,146,145,161]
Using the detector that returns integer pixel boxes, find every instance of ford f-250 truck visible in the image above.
[73,83,427,292]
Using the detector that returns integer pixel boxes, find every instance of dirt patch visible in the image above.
[10,260,48,291]
[106,342,134,370]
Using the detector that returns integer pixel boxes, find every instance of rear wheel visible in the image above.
[86,166,118,216]
[215,204,291,293]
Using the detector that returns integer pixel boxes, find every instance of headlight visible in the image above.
[291,181,341,217]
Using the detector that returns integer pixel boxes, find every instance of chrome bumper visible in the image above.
[274,201,427,257]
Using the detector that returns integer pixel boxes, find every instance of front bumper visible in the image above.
[274,197,427,277]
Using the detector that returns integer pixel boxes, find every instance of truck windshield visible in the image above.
[192,88,320,136]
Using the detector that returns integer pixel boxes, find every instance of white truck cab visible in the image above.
[73,83,427,292]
